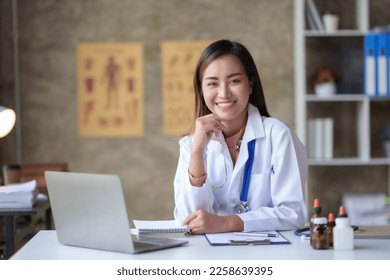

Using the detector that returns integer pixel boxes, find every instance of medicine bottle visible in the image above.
[311,217,328,250]
[333,210,354,250]
[337,205,348,218]
[309,198,322,245]
[326,212,335,248]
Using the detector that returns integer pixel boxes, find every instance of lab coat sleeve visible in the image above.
[239,121,308,231]
[173,140,216,223]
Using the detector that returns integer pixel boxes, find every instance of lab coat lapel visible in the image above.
[233,104,266,175]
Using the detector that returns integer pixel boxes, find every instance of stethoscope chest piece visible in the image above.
[234,202,250,214]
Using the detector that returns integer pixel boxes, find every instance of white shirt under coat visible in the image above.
[173,104,308,232]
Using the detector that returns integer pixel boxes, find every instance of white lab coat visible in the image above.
[173,104,308,232]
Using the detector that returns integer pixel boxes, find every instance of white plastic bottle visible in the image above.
[333,216,354,250]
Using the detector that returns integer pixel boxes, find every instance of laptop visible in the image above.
[44,171,188,254]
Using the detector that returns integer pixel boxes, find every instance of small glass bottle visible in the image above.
[311,217,329,250]
[310,198,322,245]
[326,212,335,248]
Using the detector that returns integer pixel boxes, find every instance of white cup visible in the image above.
[323,14,339,32]
[314,82,336,97]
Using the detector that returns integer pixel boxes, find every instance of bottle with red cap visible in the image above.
[309,198,322,245]
[333,205,354,250]
[326,212,335,248]
[337,205,348,217]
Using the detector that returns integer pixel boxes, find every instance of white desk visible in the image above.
[10,230,390,260]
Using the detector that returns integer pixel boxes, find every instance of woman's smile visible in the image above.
[216,101,237,108]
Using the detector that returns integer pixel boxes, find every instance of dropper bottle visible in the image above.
[310,198,322,245]
[333,205,354,250]
[337,205,348,217]
[326,212,335,248]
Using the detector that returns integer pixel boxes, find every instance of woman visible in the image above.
[173,39,307,234]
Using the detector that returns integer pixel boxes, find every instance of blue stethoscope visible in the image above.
[294,225,359,238]
[234,139,256,214]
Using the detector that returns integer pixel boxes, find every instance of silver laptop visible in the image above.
[44,171,188,254]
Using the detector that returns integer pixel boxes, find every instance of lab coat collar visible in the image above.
[244,103,265,142]
[208,104,266,173]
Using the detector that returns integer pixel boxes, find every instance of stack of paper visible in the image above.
[0,180,38,208]
[343,192,390,226]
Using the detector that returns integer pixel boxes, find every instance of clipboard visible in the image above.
[353,225,390,239]
[205,231,290,246]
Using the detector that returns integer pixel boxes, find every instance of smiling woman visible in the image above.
[173,39,308,235]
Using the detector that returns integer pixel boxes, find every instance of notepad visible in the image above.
[133,219,190,235]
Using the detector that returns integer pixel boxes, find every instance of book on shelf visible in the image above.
[364,32,390,98]
[0,180,38,208]
[305,0,324,31]
[133,219,190,235]
[307,118,333,160]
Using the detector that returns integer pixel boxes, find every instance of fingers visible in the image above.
[195,114,225,135]
[182,210,203,235]
[192,114,225,151]
[181,211,196,227]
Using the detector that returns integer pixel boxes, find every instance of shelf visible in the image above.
[295,0,390,213]
[305,94,366,102]
[306,94,390,102]
[309,157,390,166]
[305,30,365,37]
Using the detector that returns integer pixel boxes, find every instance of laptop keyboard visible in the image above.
[136,235,180,245]
[131,234,188,252]
[133,240,161,250]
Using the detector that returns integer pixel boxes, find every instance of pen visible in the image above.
[233,232,279,238]
[229,239,271,245]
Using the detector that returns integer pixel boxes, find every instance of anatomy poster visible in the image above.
[77,43,144,137]
[162,40,211,135]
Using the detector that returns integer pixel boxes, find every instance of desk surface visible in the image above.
[10,230,390,260]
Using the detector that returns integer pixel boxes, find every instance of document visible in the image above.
[205,231,290,246]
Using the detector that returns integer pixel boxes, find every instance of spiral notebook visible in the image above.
[133,219,190,235]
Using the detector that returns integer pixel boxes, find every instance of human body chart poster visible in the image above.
[77,43,144,137]
[162,40,211,135]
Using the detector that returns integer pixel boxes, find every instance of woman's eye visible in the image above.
[229,79,240,85]
[207,82,217,87]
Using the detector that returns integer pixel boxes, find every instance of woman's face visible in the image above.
[201,54,251,124]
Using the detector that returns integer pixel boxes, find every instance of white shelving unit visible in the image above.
[294,0,390,199]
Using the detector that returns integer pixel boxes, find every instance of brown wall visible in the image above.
[1,0,389,221]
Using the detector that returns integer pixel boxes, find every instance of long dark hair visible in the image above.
[193,39,270,118]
